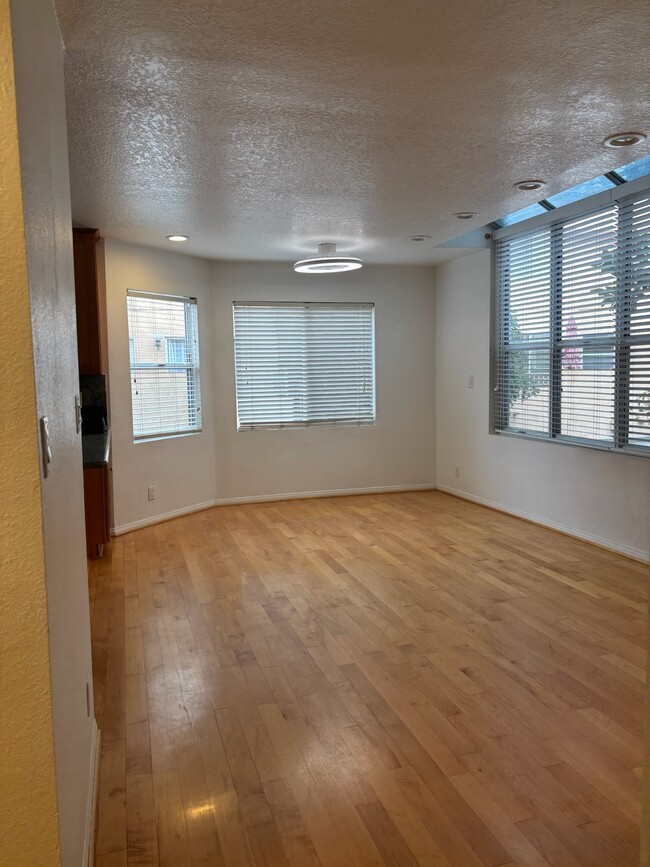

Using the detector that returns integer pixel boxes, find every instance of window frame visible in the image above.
[232,300,376,431]
[126,289,202,442]
[490,177,650,458]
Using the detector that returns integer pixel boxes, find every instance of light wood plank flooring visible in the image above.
[90,491,648,866]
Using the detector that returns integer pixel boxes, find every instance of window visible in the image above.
[616,154,650,183]
[127,291,201,439]
[492,188,650,455]
[544,175,615,209]
[496,202,547,228]
[233,302,375,430]
[491,153,650,230]
[165,337,187,364]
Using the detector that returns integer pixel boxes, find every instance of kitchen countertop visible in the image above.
[82,430,111,469]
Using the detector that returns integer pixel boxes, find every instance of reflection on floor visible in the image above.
[90,491,647,866]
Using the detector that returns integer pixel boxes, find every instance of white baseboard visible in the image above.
[111,484,437,536]
[83,721,100,867]
[212,483,436,508]
[110,482,648,563]
[437,484,649,563]
[112,498,220,535]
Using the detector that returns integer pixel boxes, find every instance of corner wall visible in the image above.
[0,0,60,861]
[9,0,96,862]
[104,243,437,531]
[435,249,650,561]
[105,239,217,531]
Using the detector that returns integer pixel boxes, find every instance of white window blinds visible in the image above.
[127,290,201,440]
[233,302,375,430]
[492,188,650,454]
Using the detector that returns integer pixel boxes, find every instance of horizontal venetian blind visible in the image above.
[127,290,201,439]
[492,188,650,454]
[233,302,375,430]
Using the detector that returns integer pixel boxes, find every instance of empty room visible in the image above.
[1,1,650,866]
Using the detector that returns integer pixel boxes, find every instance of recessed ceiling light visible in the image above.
[166,234,189,242]
[453,212,479,220]
[603,132,646,149]
[409,234,432,242]
[513,179,545,192]
[294,243,363,274]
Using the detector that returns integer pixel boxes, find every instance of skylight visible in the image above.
[544,175,615,209]
[492,153,650,229]
[497,203,547,228]
[616,154,650,182]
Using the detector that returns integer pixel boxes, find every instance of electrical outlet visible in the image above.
[468,374,475,389]
[148,485,155,501]
[454,466,460,478]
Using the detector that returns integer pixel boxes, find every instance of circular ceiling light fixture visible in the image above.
[603,131,646,149]
[514,179,545,191]
[166,234,189,242]
[409,234,432,242]
[293,243,363,274]
[453,212,479,220]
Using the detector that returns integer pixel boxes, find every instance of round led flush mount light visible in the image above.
[453,212,479,220]
[166,234,189,242]
[293,243,363,274]
[603,132,646,149]
[514,179,545,191]
[409,234,432,242]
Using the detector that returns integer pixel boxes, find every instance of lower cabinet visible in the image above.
[83,466,110,558]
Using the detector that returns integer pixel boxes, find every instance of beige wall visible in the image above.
[105,241,437,531]
[106,239,217,530]
[6,0,96,863]
[211,261,437,503]
[0,0,61,861]
[435,249,650,561]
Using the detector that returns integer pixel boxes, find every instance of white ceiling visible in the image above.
[55,0,650,265]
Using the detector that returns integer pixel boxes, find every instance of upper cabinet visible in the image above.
[73,228,108,374]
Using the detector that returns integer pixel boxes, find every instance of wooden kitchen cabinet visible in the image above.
[73,228,108,375]
[74,226,112,558]
[83,466,110,558]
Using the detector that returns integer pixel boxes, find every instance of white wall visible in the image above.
[11,0,97,862]
[105,240,217,531]
[211,262,437,502]
[106,240,649,561]
[105,244,437,531]
[436,249,650,561]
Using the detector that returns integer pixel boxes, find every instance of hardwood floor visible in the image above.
[89,491,648,866]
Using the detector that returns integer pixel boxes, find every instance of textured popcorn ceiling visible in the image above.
[55,0,650,264]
